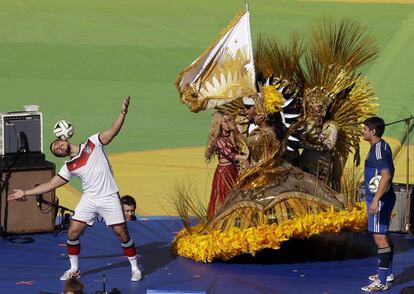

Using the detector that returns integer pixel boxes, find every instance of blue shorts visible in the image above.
[366,193,396,234]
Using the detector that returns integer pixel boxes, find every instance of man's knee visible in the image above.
[68,230,82,240]
[112,223,130,242]
[373,234,389,248]
[67,221,86,240]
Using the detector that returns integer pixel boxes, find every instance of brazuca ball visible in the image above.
[53,120,74,141]
[368,175,390,194]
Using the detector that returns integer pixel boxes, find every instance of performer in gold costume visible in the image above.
[298,89,340,190]
[244,91,281,167]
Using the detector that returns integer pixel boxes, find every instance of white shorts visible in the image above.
[72,192,125,226]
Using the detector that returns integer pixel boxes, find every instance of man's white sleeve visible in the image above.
[58,164,72,182]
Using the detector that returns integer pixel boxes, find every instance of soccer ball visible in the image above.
[368,175,389,194]
[53,120,74,141]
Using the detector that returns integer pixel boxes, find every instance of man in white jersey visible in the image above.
[7,96,142,282]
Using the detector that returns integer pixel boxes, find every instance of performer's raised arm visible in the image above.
[99,96,130,145]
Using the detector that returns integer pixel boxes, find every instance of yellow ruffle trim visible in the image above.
[172,202,367,263]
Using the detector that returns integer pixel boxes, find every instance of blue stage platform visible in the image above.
[1,217,414,294]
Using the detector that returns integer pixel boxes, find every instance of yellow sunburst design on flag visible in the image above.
[176,10,256,112]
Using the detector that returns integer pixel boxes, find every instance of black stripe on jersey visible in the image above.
[98,133,104,145]
[57,174,69,182]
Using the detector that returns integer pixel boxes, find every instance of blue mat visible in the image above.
[1,218,414,294]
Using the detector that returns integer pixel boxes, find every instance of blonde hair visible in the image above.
[205,111,224,162]
[205,111,241,162]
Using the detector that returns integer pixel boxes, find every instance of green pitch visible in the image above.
[0,0,413,162]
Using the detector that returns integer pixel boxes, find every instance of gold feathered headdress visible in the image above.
[253,85,285,117]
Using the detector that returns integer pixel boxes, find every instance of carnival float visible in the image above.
[172,7,378,263]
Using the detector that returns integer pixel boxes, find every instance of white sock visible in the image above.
[128,256,139,271]
[69,254,79,271]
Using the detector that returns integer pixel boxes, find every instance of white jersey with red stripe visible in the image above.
[58,133,119,197]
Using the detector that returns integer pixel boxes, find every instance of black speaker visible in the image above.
[0,160,56,234]
[0,111,43,155]
[390,184,414,232]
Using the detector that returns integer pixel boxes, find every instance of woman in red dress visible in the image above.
[205,111,248,218]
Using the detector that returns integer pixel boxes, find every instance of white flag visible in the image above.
[176,10,256,112]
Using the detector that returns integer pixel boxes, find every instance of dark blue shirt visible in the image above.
[364,139,394,199]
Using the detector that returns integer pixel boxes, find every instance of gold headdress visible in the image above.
[300,19,378,159]
[303,87,334,116]
[253,85,285,117]
[255,35,304,89]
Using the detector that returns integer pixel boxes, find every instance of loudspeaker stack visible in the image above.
[0,110,56,235]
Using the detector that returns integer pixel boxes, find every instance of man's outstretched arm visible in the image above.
[8,175,68,201]
[99,96,130,146]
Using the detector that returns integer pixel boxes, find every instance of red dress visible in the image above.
[207,136,239,218]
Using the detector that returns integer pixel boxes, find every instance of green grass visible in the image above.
[0,0,413,167]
